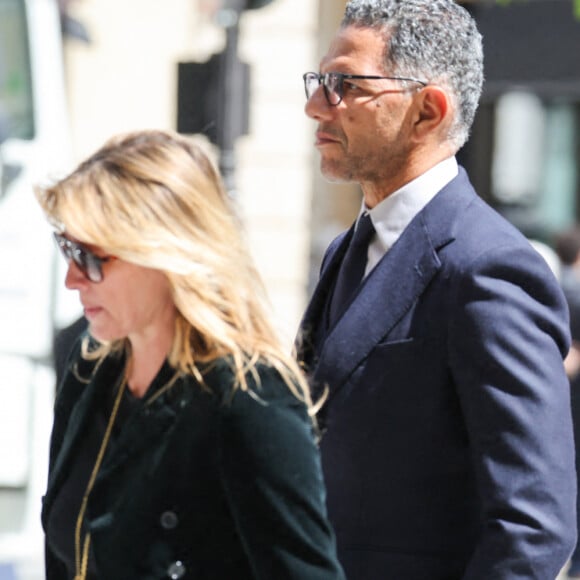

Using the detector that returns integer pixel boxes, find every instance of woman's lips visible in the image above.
[83,306,102,320]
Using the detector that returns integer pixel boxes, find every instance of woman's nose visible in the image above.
[64,261,88,290]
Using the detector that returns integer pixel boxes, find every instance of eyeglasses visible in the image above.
[53,232,113,283]
[303,71,427,106]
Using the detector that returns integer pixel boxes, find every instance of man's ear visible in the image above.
[412,85,450,139]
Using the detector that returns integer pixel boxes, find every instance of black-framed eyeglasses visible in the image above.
[53,232,114,283]
[303,71,427,106]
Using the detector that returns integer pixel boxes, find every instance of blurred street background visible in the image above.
[1,0,580,577]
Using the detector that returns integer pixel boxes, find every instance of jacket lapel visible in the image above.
[307,169,473,402]
[42,371,102,527]
[96,395,179,479]
[42,358,182,525]
[314,213,442,397]
[94,362,184,479]
[297,227,352,372]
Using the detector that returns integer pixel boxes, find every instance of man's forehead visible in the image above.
[319,26,387,73]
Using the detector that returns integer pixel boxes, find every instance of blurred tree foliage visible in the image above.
[493,0,580,18]
[459,0,580,19]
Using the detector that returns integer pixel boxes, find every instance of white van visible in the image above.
[0,0,78,576]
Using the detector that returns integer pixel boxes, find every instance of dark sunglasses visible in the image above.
[53,232,113,283]
[303,71,427,106]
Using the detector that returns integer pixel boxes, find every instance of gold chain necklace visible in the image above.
[74,375,127,580]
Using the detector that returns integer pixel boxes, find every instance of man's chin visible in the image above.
[320,162,352,184]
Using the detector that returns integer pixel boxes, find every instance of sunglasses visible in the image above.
[303,71,427,106]
[53,232,113,283]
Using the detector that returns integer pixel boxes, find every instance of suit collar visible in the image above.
[300,168,476,402]
[369,155,458,255]
[313,210,443,401]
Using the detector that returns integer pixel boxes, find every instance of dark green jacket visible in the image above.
[42,345,345,579]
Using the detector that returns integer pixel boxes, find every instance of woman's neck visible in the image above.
[126,349,168,398]
[126,322,175,398]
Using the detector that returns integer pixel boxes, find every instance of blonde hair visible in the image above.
[36,129,314,411]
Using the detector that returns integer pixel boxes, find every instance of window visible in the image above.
[0,0,35,141]
[461,94,580,241]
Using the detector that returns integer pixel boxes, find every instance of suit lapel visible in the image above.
[314,212,442,398]
[297,227,352,371]
[307,169,474,402]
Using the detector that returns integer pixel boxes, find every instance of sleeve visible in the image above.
[449,243,577,579]
[44,541,70,580]
[215,372,346,580]
[47,335,90,469]
[43,337,89,577]
[52,316,89,390]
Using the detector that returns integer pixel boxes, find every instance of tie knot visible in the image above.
[351,212,375,247]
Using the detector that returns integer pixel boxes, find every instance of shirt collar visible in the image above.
[363,156,458,254]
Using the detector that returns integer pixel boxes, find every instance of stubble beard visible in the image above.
[319,149,390,186]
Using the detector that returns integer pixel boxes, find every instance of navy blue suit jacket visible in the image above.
[297,168,577,580]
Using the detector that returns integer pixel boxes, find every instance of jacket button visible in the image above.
[167,560,186,579]
[160,510,179,530]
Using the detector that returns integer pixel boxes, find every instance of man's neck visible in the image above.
[361,146,456,209]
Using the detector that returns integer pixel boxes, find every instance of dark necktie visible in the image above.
[329,212,375,324]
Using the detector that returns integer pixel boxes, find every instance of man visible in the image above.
[555,227,580,579]
[297,1,577,579]
[556,227,580,347]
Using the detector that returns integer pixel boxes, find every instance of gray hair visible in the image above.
[342,0,484,149]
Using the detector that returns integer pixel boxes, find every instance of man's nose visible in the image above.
[305,85,333,121]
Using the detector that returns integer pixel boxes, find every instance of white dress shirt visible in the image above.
[360,156,459,276]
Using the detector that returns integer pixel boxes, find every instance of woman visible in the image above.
[36,129,345,580]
